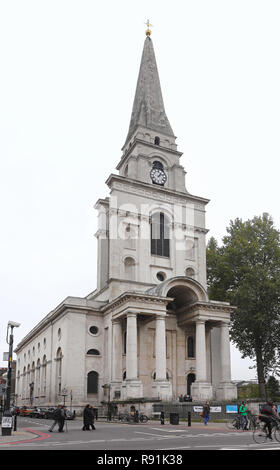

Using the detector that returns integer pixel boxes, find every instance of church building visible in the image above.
[14,27,237,410]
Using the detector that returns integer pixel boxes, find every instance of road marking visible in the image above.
[135,431,172,438]
[151,428,189,433]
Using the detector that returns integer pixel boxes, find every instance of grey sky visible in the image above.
[1,0,279,380]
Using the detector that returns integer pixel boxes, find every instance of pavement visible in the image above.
[0,428,50,445]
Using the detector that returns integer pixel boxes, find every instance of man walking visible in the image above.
[49,405,63,432]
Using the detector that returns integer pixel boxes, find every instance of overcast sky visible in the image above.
[1,1,279,380]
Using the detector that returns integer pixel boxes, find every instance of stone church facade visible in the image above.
[14,31,237,410]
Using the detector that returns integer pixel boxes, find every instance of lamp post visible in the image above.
[1,321,20,436]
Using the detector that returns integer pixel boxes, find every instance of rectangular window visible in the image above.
[151,213,170,257]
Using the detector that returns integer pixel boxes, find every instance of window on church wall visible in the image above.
[87,371,98,394]
[187,336,195,358]
[154,136,160,145]
[151,212,170,257]
[123,331,127,355]
[56,348,62,398]
[87,349,100,356]
[42,355,47,395]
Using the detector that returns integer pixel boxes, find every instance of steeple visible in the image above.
[124,34,175,147]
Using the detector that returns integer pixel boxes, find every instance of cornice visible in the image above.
[105,174,210,208]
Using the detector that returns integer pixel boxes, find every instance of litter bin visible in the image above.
[169,413,179,425]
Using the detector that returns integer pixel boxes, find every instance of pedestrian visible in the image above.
[239,401,248,430]
[49,405,63,432]
[203,401,210,425]
[83,404,92,431]
[89,405,96,430]
[58,406,66,432]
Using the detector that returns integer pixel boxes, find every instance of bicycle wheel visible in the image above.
[253,426,270,444]
[226,418,235,430]
[140,415,148,423]
[226,418,239,430]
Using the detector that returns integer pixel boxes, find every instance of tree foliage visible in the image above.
[206,213,280,398]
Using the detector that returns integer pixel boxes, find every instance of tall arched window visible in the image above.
[151,212,170,257]
[87,371,99,394]
[56,348,62,397]
[42,355,47,396]
[187,336,195,358]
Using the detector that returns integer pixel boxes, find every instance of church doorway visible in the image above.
[187,373,196,396]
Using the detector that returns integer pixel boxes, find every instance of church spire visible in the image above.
[124,30,175,147]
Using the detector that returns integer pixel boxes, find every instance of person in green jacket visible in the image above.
[239,401,248,430]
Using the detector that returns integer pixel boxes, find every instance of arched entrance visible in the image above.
[187,373,196,396]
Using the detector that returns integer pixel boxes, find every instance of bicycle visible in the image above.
[226,415,241,430]
[120,412,149,423]
[253,417,280,444]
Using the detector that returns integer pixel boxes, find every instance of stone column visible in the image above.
[220,321,232,382]
[216,320,237,400]
[112,321,122,382]
[195,320,207,382]
[126,312,138,380]
[155,315,167,381]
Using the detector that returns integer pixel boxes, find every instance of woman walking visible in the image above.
[203,402,210,426]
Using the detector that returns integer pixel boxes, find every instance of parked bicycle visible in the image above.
[226,413,259,431]
[120,412,148,423]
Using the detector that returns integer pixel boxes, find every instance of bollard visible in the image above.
[160,411,165,425]
[188,411,191,427]
[13,413,17,431]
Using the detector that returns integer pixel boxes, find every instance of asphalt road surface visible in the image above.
[1,416,280,452]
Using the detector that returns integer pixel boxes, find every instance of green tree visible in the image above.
[266,376,280,401]
[206,213,280,398]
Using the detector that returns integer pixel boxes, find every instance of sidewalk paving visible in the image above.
[0,429,40,445]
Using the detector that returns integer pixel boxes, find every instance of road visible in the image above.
[1,416,280,452]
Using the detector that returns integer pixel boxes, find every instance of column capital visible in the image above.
[126,311,137,319]
[155,314,166,321]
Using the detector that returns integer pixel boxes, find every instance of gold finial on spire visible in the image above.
[145,19,153,36]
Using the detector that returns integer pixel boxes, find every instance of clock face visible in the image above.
[150,168,167,186]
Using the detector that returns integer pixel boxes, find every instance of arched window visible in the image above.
[187,373,196,395]
[42,355,47,396]
[122,370,126,381]
[87,371,98,394]
[151,212,170,257]
[87,349,100,356]
[187,336,195,358]
[154,136,160,145]
[123,331,127,355]
[56,348,62,397]
[152,160,163,170]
